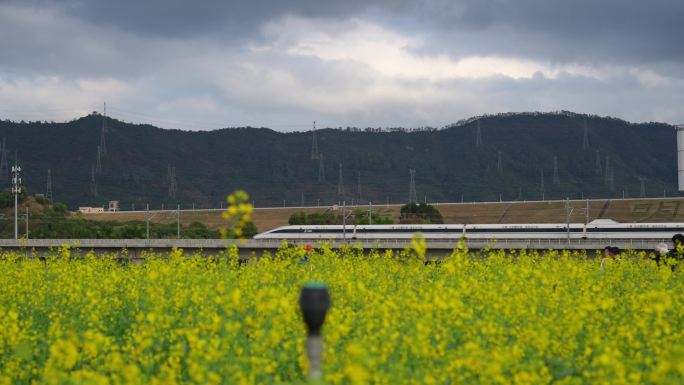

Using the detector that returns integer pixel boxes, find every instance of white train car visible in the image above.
[254,220,684,242]
[584,219,684,240]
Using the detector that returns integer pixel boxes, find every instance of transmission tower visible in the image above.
[639,177,646,198]
[607,167,615,191]
[46,168,53,203]
[167,165,177,199]
[475,120,483,147]
[0,138,7,182]
[497,151,503,174]
[582,118,589,150]
[311,121,319,160]
[337,163,344,197]
[100,102,107,155]
[317,153,325,182]
[409,169,417,203]
[552,155,560,185]
[604,156,610,185]
[95,146,103,173]
[595,150,602,176]
[90,164,97,196]
[540,168,545,199]
[356,171,362,202]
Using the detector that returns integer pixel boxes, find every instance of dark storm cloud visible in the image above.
[1,0,683,128]
[12,0,684,65]
[409,0,684,65]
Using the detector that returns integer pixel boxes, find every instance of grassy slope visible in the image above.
[79,197,684,232]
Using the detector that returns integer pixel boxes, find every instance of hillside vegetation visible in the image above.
[0,111,677,209]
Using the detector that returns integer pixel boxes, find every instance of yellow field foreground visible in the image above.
[0,246,682,384]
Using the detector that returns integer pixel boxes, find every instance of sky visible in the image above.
[0,0,683,131]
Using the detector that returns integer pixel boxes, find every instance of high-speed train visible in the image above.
[254,219,684,241]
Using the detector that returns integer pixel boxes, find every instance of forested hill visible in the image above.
[0,111,677,209]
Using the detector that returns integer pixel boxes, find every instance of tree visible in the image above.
[399,203,444,224]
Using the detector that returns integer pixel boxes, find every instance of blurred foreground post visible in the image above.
[299,282,330,381]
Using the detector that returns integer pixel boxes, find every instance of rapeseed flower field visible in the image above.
[0,245,682,384]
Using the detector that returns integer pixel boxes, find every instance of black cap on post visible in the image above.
[299,281,330,336]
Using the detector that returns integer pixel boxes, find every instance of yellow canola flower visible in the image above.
[0,248,681,384]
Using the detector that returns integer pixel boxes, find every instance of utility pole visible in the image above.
[639,177,646,198]
[177,204,180,239]
[25,206,28,239]
[540,168,545,200]
[342,201,346,240]
[11,162,21,240]
[146,203,150,240]
[595,150,602,176]
[585,199,590,225]
[565,198,573,242]
[368,201,372,224]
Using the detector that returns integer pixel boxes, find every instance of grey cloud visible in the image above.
[9,0,684,66]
